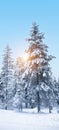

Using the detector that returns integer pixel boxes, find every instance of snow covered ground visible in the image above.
[0,108,59,130]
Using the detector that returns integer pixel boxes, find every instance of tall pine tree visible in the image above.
[26,22,53,112]
[1,45,14,110]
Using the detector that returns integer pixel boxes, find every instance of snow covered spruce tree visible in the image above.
[53,78,59,106]
[22,69,31,108]
[43,73,54,113]
[0,75,5,108]
[1,45,14,110]
[26,22,54,112]
[57,78,59,105]
[13,57,25,111]
[15,56,32,109]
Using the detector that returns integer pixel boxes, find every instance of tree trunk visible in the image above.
[25,87,28,108]
[5,85,8,110]
[37,90,40,112]
[49,104,52,113]
[36,72,40,112]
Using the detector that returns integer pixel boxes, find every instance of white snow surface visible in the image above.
[0,108,59,130]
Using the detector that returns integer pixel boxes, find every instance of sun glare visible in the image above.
[22,53,29,62]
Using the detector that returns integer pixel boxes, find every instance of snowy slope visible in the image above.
[0,109,59,130]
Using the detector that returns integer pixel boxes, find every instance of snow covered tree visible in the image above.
[53,78,59,105]
[0,75,5,108]
[57,78,59,104]
[44,74,54,113]
[22,71,31,108]
[13,57,25,110]
[26,22,54,112]
[1,45,14,110]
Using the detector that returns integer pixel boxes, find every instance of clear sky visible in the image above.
[0,0,59,79]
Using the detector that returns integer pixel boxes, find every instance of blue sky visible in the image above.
[0,0,59,79]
